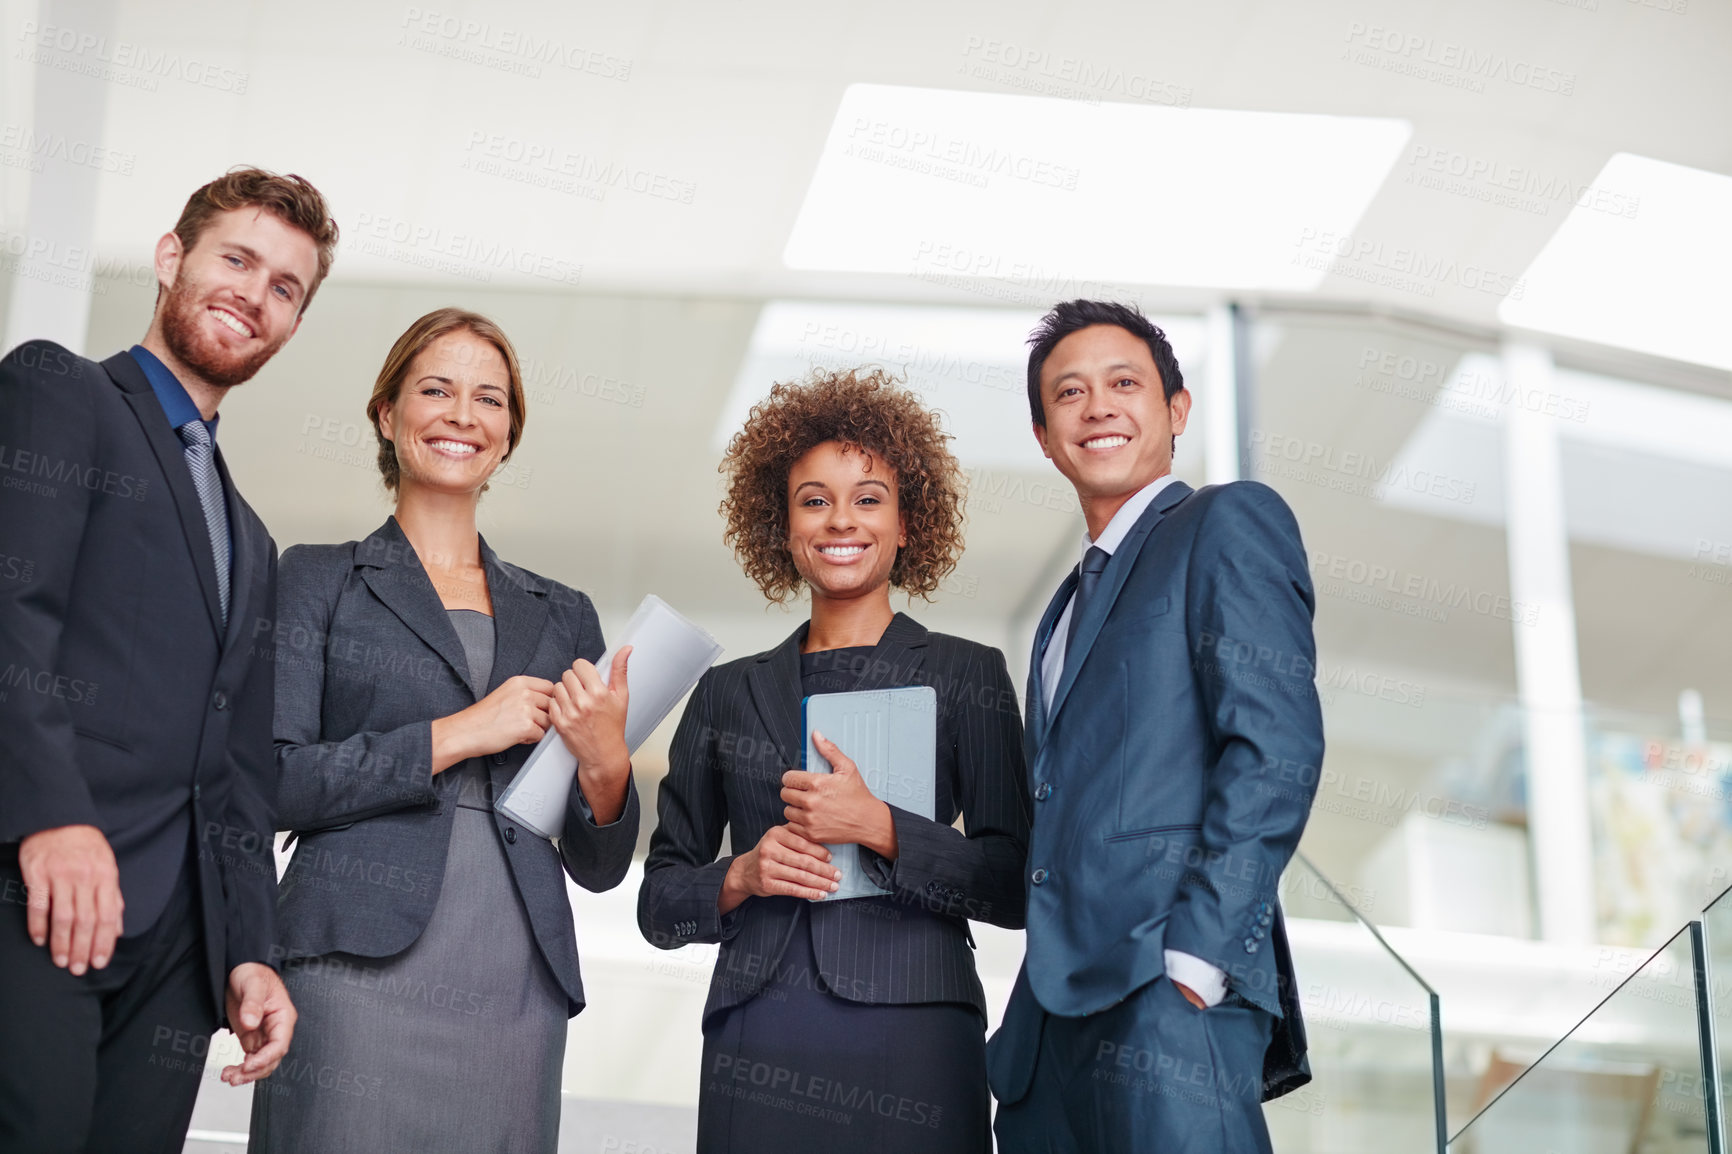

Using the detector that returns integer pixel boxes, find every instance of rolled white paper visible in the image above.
[496,594,723,839]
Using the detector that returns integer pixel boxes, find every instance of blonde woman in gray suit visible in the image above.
[250,308,638,1154]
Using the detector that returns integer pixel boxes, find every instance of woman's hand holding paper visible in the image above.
[552,646,634,824]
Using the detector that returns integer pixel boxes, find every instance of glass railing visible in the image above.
[1282,683,1732,1148]
[1447,920,1719,1154]
[1270,852,1447,1154]
[1698,884,1732,1152]
[189,851,1732,1154]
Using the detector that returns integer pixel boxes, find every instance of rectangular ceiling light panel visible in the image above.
[1500,153,1732,371]
[785,84,1411,292]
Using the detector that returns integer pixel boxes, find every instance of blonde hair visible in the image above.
[365,308,527,493]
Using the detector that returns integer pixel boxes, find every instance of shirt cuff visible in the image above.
[1164,949,1228,1008]
[570,769,635,829]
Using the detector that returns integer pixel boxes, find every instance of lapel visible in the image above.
[1026,569,1079,753]
[480,536,551,696]
[104,352,224,640]
[214,449,257,654]
[744,611,931,771]
[746,621,807,770]
[355,517,476,697]
[1046,480,1194,729]
[847,611,929,692]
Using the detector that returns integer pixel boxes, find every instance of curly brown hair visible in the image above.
[721,368,966,603]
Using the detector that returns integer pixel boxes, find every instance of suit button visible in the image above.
[1031,868,1048,886]
[1034,782,1051,801]
[212,690,228,711]
[490,752,507,766]
[1253,925,1266,940]
[192,784,201,800]
[1259,911,1273,926]
[503,827,517,844]
[1244,938,1258,953]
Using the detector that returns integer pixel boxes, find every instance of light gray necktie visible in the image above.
[176,420,230,626]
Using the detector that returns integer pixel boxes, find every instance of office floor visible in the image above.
[183,1085,698,1154]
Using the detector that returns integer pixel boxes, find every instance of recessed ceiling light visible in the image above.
[785,84,1411,292]
[1500,153,1732,371]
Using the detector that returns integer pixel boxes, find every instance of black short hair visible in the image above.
[1025,300,1185,427]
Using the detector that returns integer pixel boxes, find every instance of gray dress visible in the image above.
[250,609,568,1154]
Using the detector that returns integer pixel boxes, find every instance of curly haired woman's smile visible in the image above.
[787,441,907,604]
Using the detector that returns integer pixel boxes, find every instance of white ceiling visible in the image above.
[2,0,1724,315]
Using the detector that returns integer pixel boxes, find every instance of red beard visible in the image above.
[157,274,286,388]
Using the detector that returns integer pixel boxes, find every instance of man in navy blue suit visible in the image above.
[988,300,1323,1152]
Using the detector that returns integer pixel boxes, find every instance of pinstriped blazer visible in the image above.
[638,612,1031,1024]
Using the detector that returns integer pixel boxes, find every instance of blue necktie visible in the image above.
[176,420,230,627]
[1066,545,1110,652]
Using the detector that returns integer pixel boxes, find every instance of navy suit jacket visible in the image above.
[268,517,640,1015]
[0,342,278,1020]
[991,480,1322,1101]
[639,613,1031,1024]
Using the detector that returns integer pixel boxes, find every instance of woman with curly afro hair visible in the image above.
[639,368,1032,1153]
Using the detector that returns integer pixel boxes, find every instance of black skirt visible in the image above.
[697,910,990,1154]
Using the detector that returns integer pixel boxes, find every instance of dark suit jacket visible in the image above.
[0,342,278,1018]
[268,517,639,1016]
[639,613,1031,1023]
[990,480,1323,1102]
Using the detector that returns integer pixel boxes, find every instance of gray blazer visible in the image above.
[269,517,639,1015]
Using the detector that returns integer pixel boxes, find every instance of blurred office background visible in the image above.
[3,0,1730,1149]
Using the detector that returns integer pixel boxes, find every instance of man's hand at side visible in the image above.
[223,963,297,1086]
[18,824,123,975]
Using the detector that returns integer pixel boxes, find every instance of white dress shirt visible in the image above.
[1038,473,1229,1009]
